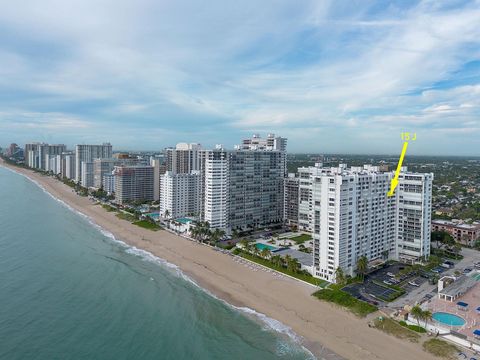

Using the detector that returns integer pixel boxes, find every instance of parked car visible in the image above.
[425,293,434,299]
[387,272,395,277]
[432,267,445,274]
[444,260,454,266]
[463,268,472,274]
[408,281,420,287]
[383,280,392,285]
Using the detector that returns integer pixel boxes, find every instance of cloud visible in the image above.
[0,0,479,154]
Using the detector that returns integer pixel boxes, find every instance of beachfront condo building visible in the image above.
[151,158,167,202]
[305,164,433,283]
[62,152,76,180]
[75,143,112,184]
[113,165,154,204]
[45,154,62,174]
[24,143,67,170]
[202,147,229,229]
[93,157,147,189]
[81,162,94,188]
[200,142,285,232]
[165,143,202,174]
[159,171,201,218]
[284,173,299,226]
[103,173,115,195]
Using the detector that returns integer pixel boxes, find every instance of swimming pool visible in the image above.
[432,312,466,326]
[176,217,194,224]
[255,243,277,251]
[146,213,160,220]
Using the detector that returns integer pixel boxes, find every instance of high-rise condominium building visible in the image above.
[203,148,229,229]
[165,143,202,174]
[284,173,299,226]
[306,164,433,283]
[198,136,286,232]
[62,152,76,180]
[75,143,112,183]
[81,162,94,188]
[228,149,285,231]
[159,171,201,218]
[93,157,146,189]
[239,134,287,176]
[25,143,66,170]
[239,133,287,151]
[151,158,167,202]
[113,165,154,204]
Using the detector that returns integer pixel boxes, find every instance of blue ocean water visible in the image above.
[0,166,314,360]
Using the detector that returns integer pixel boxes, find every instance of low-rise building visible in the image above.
[432,219,480,246]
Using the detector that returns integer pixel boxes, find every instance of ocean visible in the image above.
[0,166,314,360]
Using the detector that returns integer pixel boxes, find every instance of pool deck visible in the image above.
[425,279,480,338]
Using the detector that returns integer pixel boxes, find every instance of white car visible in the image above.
[387,272,395,277]
[408,281,419,287]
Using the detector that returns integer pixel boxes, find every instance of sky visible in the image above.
[0,0,479,155]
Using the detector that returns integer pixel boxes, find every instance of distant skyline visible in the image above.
[1,0,479,155]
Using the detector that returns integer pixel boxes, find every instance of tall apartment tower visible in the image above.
[61,152,76,180]
[228,148,285,231]
[113,165,154,204]
[308,164,433,283]
[395,172,433,262]
[75,143,112,183]
[203,148,229,229]
[24,143,66,170]
[240,134,287,176]
[165,143,201,174]
[159,171,201,218]
[284,173,300,226]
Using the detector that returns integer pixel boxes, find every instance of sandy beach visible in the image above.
[0,159,436,360]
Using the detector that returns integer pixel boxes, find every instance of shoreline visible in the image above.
[0,159,436,360]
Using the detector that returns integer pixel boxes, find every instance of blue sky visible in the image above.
[0,0,479,155]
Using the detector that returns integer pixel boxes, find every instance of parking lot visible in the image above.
[343,262,431,305]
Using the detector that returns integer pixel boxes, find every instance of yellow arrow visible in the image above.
[388,142,409,197]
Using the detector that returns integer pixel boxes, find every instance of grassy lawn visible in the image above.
[133,220,161,231]
[101,204,117,212]
[373,317,420,342]
[238,253,327,287]
[289,234,312,244]
[313,288,377,317]
[423,339,458,359]
[116,212,137,222]
[399,321,427,333]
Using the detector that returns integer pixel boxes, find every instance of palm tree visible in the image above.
[422,310,432,329]
[260,248,271,259]
[232,229,240,241]
[252,244,260,258]
[411,305,423,327]
[335,267,346,285]
[287,258,301,273]
[356,255,368,281]
[210,228,226,247]
[270,255,283,268]
[239,239,249,251]
[164,209,170,219]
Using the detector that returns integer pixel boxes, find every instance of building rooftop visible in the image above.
[439,275,477,298]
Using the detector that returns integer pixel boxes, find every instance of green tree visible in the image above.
[422,310,432,329]
[335,267,346,285]
[260,248,271,259]
[411,305,423,327]
[356,256,368,281]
